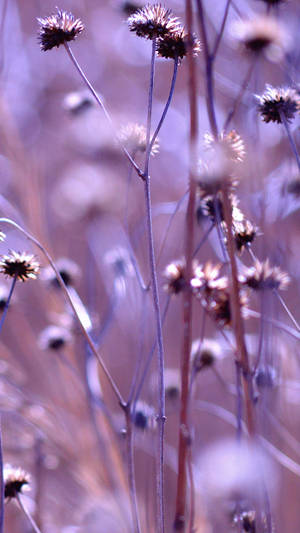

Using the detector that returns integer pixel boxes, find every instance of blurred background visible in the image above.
[0,0,300,531]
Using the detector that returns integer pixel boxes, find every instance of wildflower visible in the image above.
[191,338,222,372]
[256,85,300,124]
[233,218,257,253]
[204,130,245,163]
[163,259,187,294]
[0,251,39,282]
[132,401,155,430]
[156,29,201,61]
[128,4,181,40]
[119,123,159,156]
[242,259,290,291]
[41,258,80,288]
[38,9,84,51]
[255,366,278,389]
[231,16,288,61]
[164,369,180,400]
[4,465,30,500]
[38,325,72,351]
[191,262,228,294]
[63,90,94,115]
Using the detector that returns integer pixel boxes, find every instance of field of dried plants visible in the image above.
[0,0,300,532]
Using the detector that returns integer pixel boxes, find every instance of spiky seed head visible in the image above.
[39,325,72,351]
[191,338,222,372]
[0,251,39,282]
[163,259,187,294]
[63,90,94,115]
[231,16,288,61]
[191,262,228,293]
[128,4,181,40]
[119,123,159,156]
[233,219,257,253]
[132,401,155,430]
[4,465,30,500]
[241,259,290,291]
[156,29,200,61]
[256,85,300,124]
[204,130,245,163]
[42,258,81,288]
[38,9,84,51]
[164,368,180,400]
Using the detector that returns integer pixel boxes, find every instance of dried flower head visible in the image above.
[191,338,222,372]
[132,401,156,430]
[128,4,181,40]
[38,9,84,51]
[63,90,94,115]
[4,465,30,500]
[233,219,257,253]
[255,366,278,389]
[156,29,200,61]
[191,262,228,294]
[0,251,39,282]
[39,325,72,351]
[287,178,300,197]
[204,130,245,163]
[164,368,180,400]
[163,259,187,294]
[257,85,300,124]
[42,258,81,288]
[119,123,159,156]
[241,259,290,291]
[231,16,288,61]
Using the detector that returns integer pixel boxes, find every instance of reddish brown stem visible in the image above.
[174,0,198,528]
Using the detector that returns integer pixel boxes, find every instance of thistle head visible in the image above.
[38,9,84,51]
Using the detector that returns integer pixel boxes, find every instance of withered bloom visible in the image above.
[0,251,39,282]
[156,29,200,61]
[163,259,187,294]
[241,259,290,291]
[231,16,288,60]
[39,325,72,351]
[128,4,181,40]
[233,219,257,253]
[38,9,84,51]
[41,258,80,288]
[4,465,30,500]
[119,123,159,156]
[257,85,300,124]
[204,130,245,163]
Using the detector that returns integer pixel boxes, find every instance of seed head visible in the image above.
[42,258,80,288]
[257,85,300,124]
[191,262,228,294]
[63,90,94,115]
[255,366,277,389]
[233,218,257,253]
[0,251,39,282]
[39,325,72,351]
[4,465,30,500]
[204,130,245,163]
[241,259,290,291]
[38,9,84,52]
[191,338,222,372]
[119,123,159,156]
[231,16,288,61]
[164,368,180,400]
[163,259,187,295]
[156,29,200,61]
[287,178,300,197]
[128,4,181,40]
[132,401,155,430]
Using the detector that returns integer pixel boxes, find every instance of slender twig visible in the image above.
[274,290,300,331]
[63,43,143,179]
[157,190,189,267]
[174,0,198,528]
[192,222,214,257]
[124,407,141,533]
[212,0,232,59]
[16,493,43,533]
[223,60,255,132]
[143,36,166,533]
[247,308,300,340]
[0,218,125,406]
[148,57,179,156]
[0,274,17,336]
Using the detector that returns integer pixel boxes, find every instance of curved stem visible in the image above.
[212,0,232,59]
[16,494,43,533]
[0,218,124,406]
[274,290,300,331]
[148,57,179,156]
[63,43,143,180]
[0,275,17,336]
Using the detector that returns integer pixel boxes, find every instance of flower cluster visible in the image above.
[128,4,200,61]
